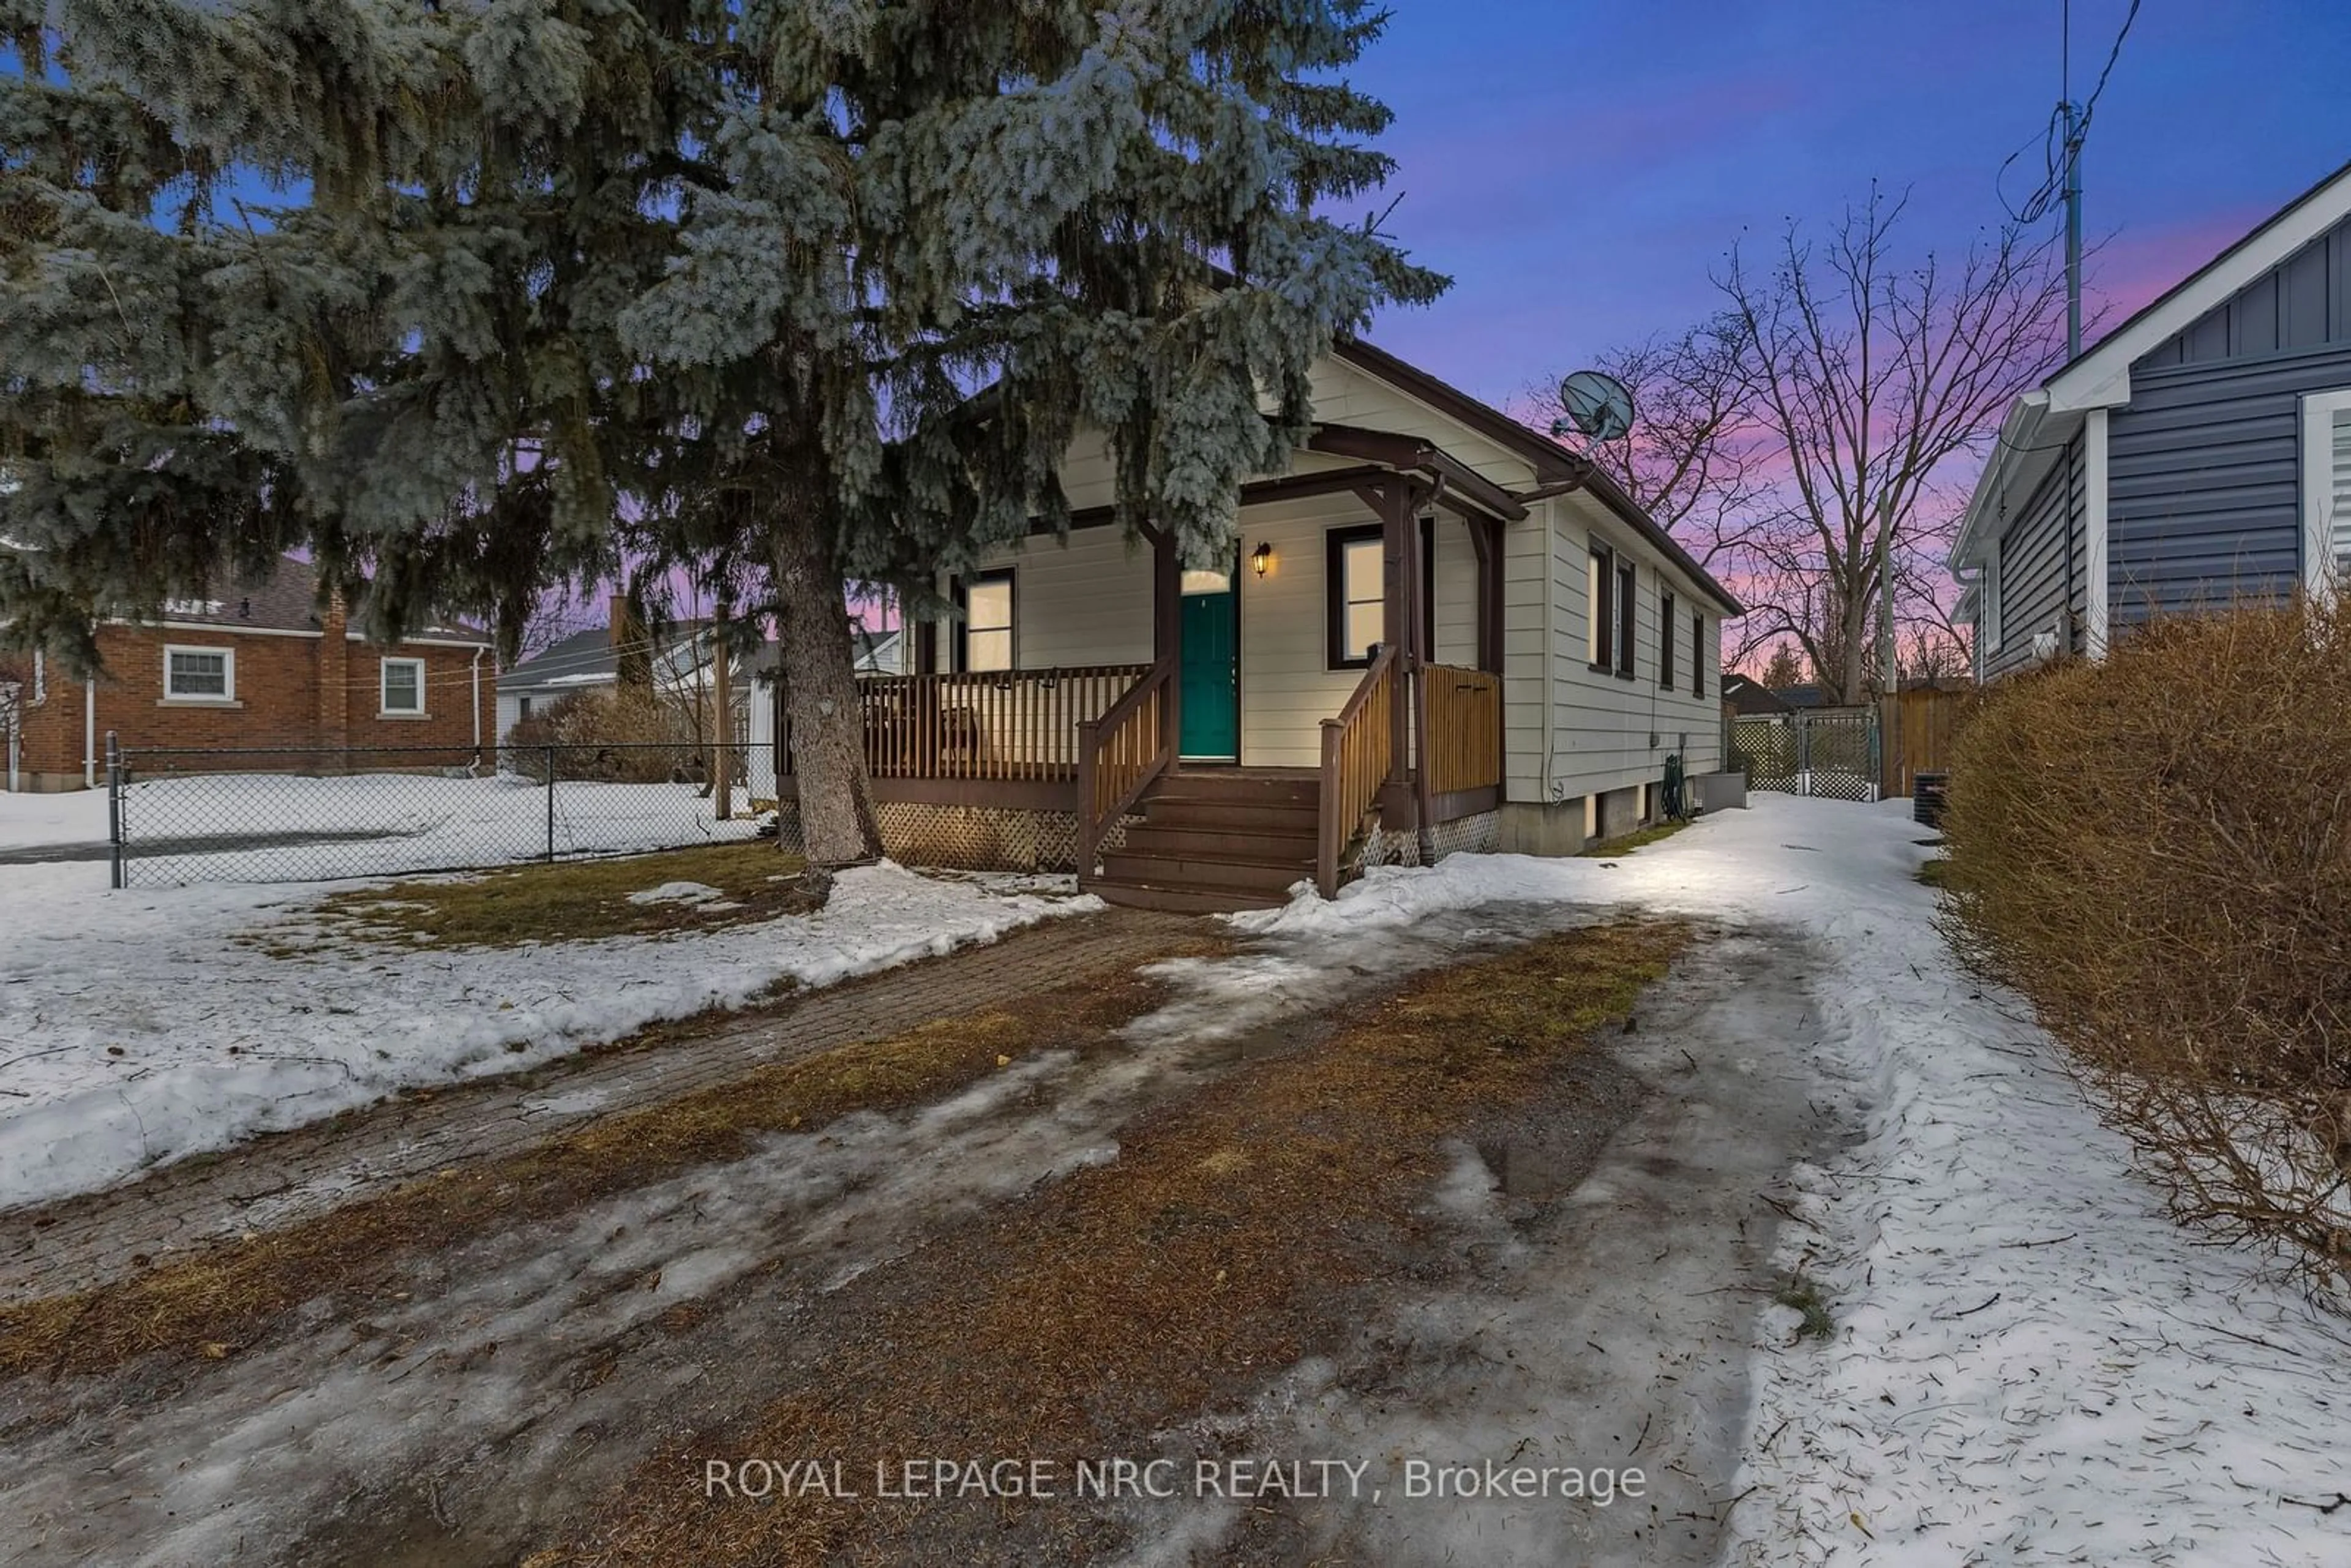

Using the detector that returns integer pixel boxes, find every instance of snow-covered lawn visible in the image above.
[118,770,767,882]
[0,786,111,849]
[0,854,1094,1210]
[1240,796,2351,1565]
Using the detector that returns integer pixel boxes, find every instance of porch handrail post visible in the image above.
[1076,717,1102,887]
[1316,719,1343,899]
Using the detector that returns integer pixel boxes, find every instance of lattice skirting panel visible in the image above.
[766,800,1131,873]
[1361,809,1501,871]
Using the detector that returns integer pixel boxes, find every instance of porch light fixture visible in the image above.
[1251,542,1273,578]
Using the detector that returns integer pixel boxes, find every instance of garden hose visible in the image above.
[1663,752,1685,819]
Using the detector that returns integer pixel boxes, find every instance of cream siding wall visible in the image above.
[1307,359,1534,486]
[1540,492,1725,799]
[1231,493,1479,768]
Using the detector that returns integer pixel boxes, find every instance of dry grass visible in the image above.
[266,842,816,952]
[559,918,1693,1568]
[0,948,1220,1379]
[1580,819,1690,857]
[1942,598,2351,1289]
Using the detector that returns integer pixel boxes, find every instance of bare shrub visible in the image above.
[1940,598,2351,1292]
[504,689,701,783]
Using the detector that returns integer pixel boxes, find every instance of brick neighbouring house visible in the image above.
[3,556,494,792]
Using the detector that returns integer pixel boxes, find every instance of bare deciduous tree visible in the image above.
[1714,186,2070,701]
[1528,314,1765,560]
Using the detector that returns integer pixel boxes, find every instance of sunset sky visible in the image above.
[1342,0,2351,411]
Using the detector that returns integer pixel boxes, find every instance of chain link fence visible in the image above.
[1731,710,1881,803]
[106,737,771,887]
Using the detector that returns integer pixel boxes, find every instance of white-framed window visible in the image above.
[162,644,234,702]
[2300,386,2351,595]
[957,569,1015,672]
[1982,551,2004,654]
[1660,588,1678,689]
[380,656,426,715]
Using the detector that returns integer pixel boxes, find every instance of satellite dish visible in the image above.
[1550,370,1635,442]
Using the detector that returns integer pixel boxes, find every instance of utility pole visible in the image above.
[2063,96,2084,359]
[1877,500,1897,697]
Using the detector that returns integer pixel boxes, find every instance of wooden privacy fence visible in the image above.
[1877,687,1968,798]
[1422,664,1502,795]
[855,665,1150,780]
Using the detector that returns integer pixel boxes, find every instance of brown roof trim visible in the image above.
[1572,465,1744,617]
[1307,424,1528,521]
[1330,337,1583,484]
[1331,337,1742,615]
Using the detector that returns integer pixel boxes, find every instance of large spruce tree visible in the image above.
[1,1,1442,863]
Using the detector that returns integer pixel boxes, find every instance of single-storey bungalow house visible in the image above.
[496,600,764,743]
[1952,157,2351,677]
[2,555,493,792]
[767,336,1742,910]
[1722,673,1793,716]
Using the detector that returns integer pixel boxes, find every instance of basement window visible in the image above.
[381,656,426,715]
[163,645,234,702]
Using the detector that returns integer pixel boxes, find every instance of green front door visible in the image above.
[1179,572,1239,760]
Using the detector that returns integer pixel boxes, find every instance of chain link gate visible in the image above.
[1732,710,1881,802]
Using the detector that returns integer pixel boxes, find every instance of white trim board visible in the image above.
[2047,160,2351,415]
[2083,408,2110,656]
[2301,386,2351,597]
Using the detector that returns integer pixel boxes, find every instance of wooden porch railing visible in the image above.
[856,665,1150,780]
[1074,661,1174,884]
[1316,645,1400,899]
[1422,664,1502,795]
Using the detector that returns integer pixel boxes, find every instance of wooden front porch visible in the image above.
[775,465,1512,906]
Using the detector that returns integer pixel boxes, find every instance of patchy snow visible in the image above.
[1239,797,2351,1565]
[0,787,111,850]
[624,879,722,906]
[0,857,1095,1211]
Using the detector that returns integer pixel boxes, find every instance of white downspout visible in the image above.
[470,647,486,762]
[83,677,96,788]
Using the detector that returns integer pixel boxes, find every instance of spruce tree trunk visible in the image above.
[771,506,882,867]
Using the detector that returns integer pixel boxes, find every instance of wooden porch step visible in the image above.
[1098,850,1313,898]
[1085,767,1322,915]
[1140,798,1320,834]
[1119,823,1316,863]
[1085,879,1281,915]
[1152,771,1319,806]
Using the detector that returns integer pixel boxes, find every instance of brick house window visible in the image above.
[381,656,426,715]
[163,645,234,702]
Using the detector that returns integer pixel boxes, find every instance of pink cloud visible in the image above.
[2082,203,2278,345]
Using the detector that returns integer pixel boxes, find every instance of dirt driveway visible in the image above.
[0,904,1843,1567]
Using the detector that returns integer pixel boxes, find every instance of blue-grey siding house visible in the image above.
[1952,160,2351,678]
